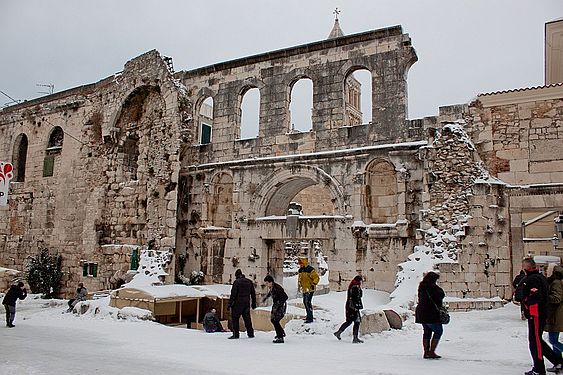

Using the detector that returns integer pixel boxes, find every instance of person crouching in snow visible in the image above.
[67,282,87,313]
[203,308,225,333]
[415,271,445,359]
[334,275,364,343]
[263,275,288,343]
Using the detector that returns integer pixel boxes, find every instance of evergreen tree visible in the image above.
[26,247,63,298]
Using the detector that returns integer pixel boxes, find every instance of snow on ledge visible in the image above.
[256,215,352,221]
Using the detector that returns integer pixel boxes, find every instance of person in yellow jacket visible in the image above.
[298,257,320,323]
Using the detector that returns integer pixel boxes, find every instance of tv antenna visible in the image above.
[0,90,22,107]
[36,84,54,95]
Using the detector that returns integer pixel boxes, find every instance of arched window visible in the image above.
[47,126,64,152]
[43,126,64,177]
[199,97,213,145]
[289,78,313,132]
[345,69,372,125]
[363,159,397,224]
[239,87,260,139]
[12,134,28,182]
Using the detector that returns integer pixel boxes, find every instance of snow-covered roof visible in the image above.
[112,284,206,301]
[190,284,232,298]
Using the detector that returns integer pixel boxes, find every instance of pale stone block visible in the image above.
[509,159,528,172]
[360,310,391,335]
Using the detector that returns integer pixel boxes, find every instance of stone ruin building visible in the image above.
[0,19,562,308]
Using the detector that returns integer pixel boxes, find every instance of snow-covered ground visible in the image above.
[0,291,539,375]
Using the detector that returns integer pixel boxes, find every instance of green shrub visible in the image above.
[26,247,63,298]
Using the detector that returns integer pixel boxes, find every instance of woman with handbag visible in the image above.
[415,271,446,359]
[334,275,364,343]
[545,265,563,373]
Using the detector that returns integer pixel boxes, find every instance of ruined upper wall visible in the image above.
[178,26,418,165]
[470,84,563,185]
[0,50,187,294]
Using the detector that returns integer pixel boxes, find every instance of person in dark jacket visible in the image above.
[67,282,88,313]
[228,269,256,339]
[2,281,27,327]
[415,271,445,359]
[545,265,563,373]
[334,275,364,343]
[515,258,563,375]
[202,308,225,333]
[263,275,288,343]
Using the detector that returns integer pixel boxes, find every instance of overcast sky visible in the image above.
[1,0,561,120]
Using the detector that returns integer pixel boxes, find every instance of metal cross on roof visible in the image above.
[333,8,341,21]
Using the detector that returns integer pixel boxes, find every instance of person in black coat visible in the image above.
[202,308,225,333]
[514,257,563,375]
[2,281,27,328]
[415,271,445,359]
[228,269,256,339]
[334,275,364,343]
[263,275,289,343]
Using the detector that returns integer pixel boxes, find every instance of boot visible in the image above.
[352,324,363,343]
[423,339,431,359]
[427,338,441,359]
[333,330,342,340]
[273,337,284,343]
[547,363,563,372]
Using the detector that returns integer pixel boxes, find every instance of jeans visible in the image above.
[303,292,314,321]
[548,331,563,359]
[422,323,443,340]
[3,304,15,326]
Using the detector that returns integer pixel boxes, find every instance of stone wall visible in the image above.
[0,51,186,296]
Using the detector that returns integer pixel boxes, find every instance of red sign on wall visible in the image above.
[0,162,14,206]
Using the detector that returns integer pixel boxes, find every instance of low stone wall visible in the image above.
[447,298,507,312]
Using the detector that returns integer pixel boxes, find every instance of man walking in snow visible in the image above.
[297,257,320,323]
[228,269,256,339]
[515,257,563,375]
[2,281,27,327]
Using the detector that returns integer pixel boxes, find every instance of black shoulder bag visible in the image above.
[426,290,450,325]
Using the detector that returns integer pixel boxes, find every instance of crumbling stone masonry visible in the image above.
[0,24,562,304]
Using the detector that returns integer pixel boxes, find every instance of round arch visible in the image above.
[362,158,398,224]
[106,85,163,140]
[12,133,28,182]
[251,164,346,217]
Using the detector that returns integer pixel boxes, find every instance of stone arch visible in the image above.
[194,87,216,145]
[343,65,373,126]
[209,171,234,228]
[362,158,398,224]
[12,133,28,182]
[251,164,345,217]
[47,126,64,151]
[105,85,161,143]
[236,81,264,139]
[283,68,319,132]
